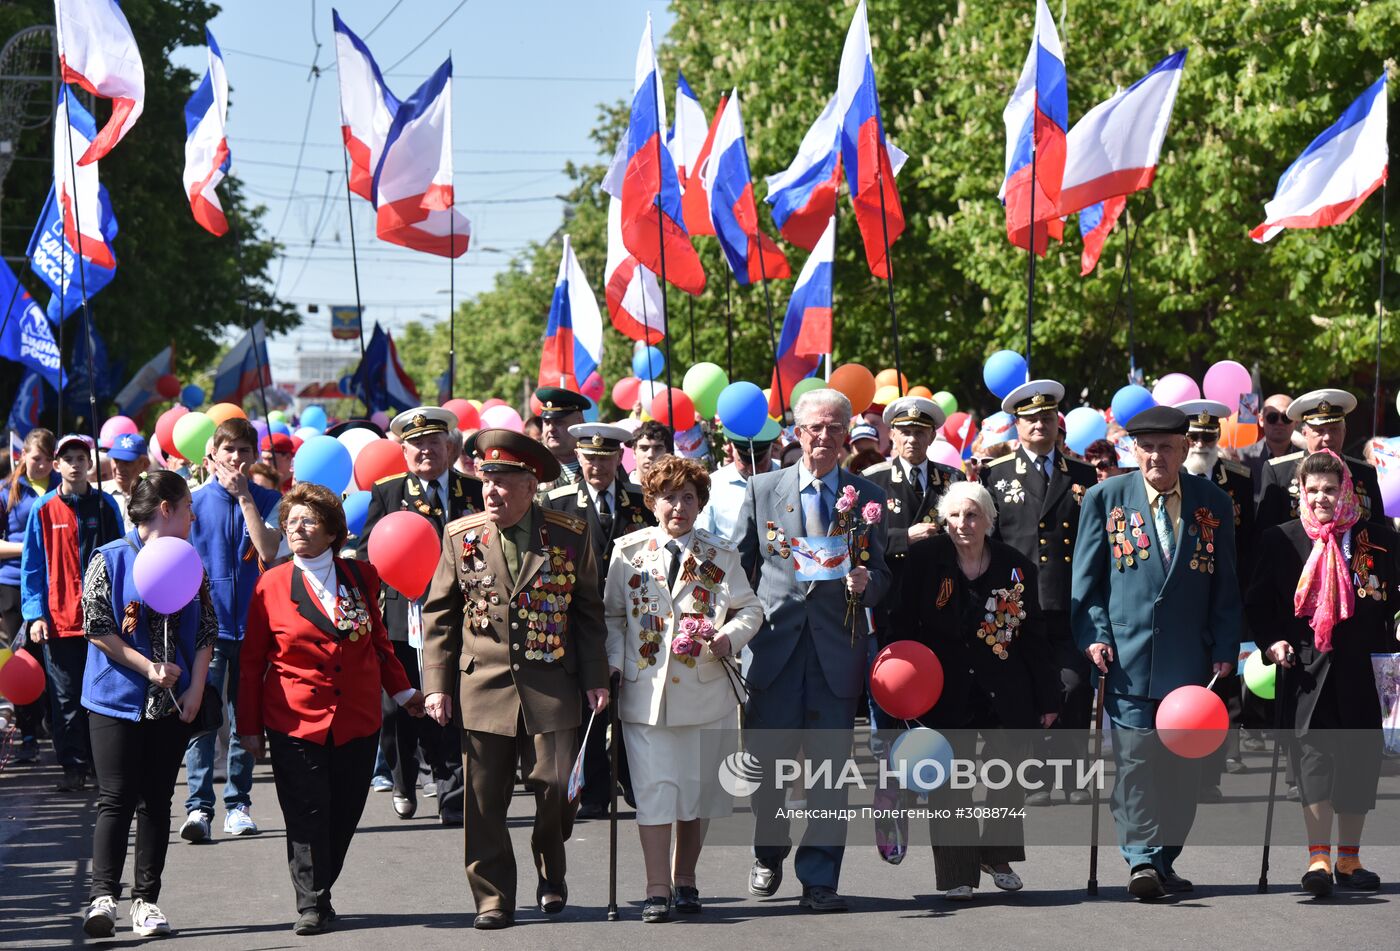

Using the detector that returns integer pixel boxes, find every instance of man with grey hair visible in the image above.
[738,388,891,912]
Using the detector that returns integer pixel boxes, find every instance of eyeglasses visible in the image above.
[1189,433,1219,444]
[799,424,846,438]
[285,517,323,529]
[1263,411,1289,425]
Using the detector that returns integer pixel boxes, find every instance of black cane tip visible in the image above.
[1087,881,1098,897]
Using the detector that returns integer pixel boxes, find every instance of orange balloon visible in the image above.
[206,402,247,425]
[874,368,908,392]
[830,364,877,415]
[907,385,933,399]
[1219,418,1259,450]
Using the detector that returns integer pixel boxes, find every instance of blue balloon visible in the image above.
[179,384,205,409]
[343,490,372,538]
[632,346,666,381]
[293,435,353,495]
[300,405,328,433]
[582,397,600,424]
[716,382,768,439]
[888,727,955,792]
[982,350,1028,399]
[1064,406,1109,455]
[269,421,292,437]
[1110,385,1156,427]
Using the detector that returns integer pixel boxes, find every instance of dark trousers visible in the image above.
[42,636,90,770]
[1106,695,1202,873]
[926,729,1031,890]
[0,585,45,740]
[89,712,191,902]
[268,730,378,914]
[379,641,461,810]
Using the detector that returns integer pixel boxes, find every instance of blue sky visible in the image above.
[171,1,675,381]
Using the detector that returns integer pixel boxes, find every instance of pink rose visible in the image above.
[695,617,716,639]
[678,616,703,637]
[862,500,883,525]
[671,633,695,656]
[835,484,859,513]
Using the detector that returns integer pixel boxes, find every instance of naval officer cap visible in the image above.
[883,396,946,430]
[1174,399,1232,436]
[1001,379,1065,417]
[391,407,457,441]
[1287,388,1357,426]
[534,386,590,420]
[1125,405,1189,437]
[470,429,560,481]
[568,422,632,456]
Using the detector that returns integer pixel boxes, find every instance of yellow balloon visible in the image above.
[873,384,901,407]
[0,646,12,672]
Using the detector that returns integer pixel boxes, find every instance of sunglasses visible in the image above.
[1263,411,1289,425]
[1093,460,1115,471]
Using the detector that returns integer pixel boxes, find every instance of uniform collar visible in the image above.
[584,480,615,509]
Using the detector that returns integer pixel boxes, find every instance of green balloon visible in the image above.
[790,377,826,405]
[268,410,287,425]
[932,390,958,416]
[172,411,216,463]
[1243,648,1275,700]
[682,362,729,418]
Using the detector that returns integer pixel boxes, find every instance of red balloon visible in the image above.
[0,648,45,705]
[1156,685,1229,758]
[366,511,442,600]
[354,439,408,489]
[155,374,181,400]
[442,398,480,430]
[942,412,973,449]
[155,406,190,460]
[870,641,944,719]
[580,371,605,402]
[529,394,545,417]
[612,376,641,411]
[480,398,507,412]
[649,388,696,430]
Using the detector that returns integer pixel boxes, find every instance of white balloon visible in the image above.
[294,426,322,441]
[337,428,380,467]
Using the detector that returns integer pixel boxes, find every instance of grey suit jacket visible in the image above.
[737,465,891,699]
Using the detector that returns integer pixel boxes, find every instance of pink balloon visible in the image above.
[1151,373,1200,406]
[99,416,138,449]
[480,405,524,433]
[370,411,390,429]
[481,398,507,412]
[580,371,605,402]
[1381,472,1400,518]
[927,440,963,469]
[1202,360,1252,411]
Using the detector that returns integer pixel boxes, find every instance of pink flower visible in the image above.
[671,633,695,656]
[835,484,859,513]
[678,616,703,637]
[862,500,883,525]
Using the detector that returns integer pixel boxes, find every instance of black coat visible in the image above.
[356,470,484,641]
[980,447,1095,613]
[1256,451,1384,533]
[542,479,654,590]
[1245,519,1398,732]
[1194,457,1255,591]
[898,535,1060,730]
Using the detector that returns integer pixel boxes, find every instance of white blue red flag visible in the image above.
[183,27,232,236]
[616,15,706,294]
[53,88,116,270]
[1060,50,1186,215]
[706,91,791,286]
[766,95,841,252]
[673,76,719,237]
[54,0,144,164]
[999,0,1068,256]
[211,322,272,406]
[605,196,666,344]
[769,216,834,415]
[350,323,420,414]
[372,58,470,257]
[333,9,400,202]
[1077,196,1126,275]
[113,344,172,419]
[539,234,604,392]
[835,0,904,279]
[1252,75,1389,243]
[27,181,119,322]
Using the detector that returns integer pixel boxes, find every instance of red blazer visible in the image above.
[237,559,412,744]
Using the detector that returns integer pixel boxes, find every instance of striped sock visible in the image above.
[1308,844,1331,872]
[1337,844,1360,874]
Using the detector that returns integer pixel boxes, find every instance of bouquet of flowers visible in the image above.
[835,486,883,643]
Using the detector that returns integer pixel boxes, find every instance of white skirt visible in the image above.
[622,713,739,825]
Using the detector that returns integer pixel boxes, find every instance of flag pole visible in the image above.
[873,162,905,396]
[830,195,839,374]
[754,238,788,422]
[687,294,696,365]
[1373,179,1388,439]
[337,142,371,415]
[448,208,456,399]
[61,94,104,501]
[1025,140,1037,378]
[55,200,66,432]
[225,193,274,424]
[649,77,676,431]
[724,266,733,380]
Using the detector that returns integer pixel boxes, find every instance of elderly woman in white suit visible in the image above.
[605,455,763,923]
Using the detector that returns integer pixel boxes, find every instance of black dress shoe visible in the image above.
[576,801,608,820]
[537,880,567,914]
[473,909,513,930]
[1224,757,1247,774]
[55,768,86,792]
[799,885,848,912]
[1067,789,1093,804]
[673,885,701,914]
[1302,869,1334,897]
[1160,871,1194,893]
[1024,790,1053,806]
[1335,866,1381,891]
[748,861,781,897]
[641,893,671,923]
[393,795,417,819]
[293,910,328,935]
[1198,785,1223,803]
[439,808,463,827]
[1128,866,1166,901]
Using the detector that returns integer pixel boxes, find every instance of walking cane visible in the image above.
[1087,674,1108,896]
[1258,656,1290,893]
[607,671,621,921]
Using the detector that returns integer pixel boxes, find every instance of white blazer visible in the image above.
[604,526,762,727]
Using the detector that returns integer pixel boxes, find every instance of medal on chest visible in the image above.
[517,541,576,662]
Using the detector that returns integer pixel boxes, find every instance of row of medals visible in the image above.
[1108,510,1149,569]
[1355,550,1385,600]
[518,551,576,662]
[336,586,371,642]
[1187,523,1216,574]
[980,585,1025,660]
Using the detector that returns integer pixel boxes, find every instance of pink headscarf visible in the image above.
[1293,450,1361,652]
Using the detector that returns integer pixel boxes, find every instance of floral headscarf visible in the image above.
[1293,450,1361,652]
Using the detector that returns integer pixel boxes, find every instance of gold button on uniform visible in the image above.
[1041,556,1049,562]
[512,643,520,651]
[512,663,520,671]
[1038,521,1046,528]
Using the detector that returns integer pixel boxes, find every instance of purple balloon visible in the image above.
[132,537,205,614]
[252,420,269,444]
[1382,473,1400,519]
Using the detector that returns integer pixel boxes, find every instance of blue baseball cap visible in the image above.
[107,432,148,462]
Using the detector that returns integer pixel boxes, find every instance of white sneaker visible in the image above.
[131,898,170,937]
[83,896,118,938]
[223,803,259,836]
[180,810,211,843]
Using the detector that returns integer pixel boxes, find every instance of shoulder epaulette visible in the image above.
[1344,454,1375,471]
[694,526,737,552]
[542,508,588,534]
[375,472,408,486]
[931,461,965,478]
[446,511,490,537]
[862,461,893,476]
[546,484,579,501]
[614,530,652,554]
[1221,458,1250,477]
[1269,450,1305,466]
[985,454,1016,467]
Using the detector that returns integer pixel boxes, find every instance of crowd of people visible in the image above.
[0,377,1394,936]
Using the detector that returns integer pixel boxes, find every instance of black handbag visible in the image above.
[170,621,223,739]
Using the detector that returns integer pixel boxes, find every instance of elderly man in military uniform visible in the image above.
[422,430,609,930]
[1256,389,1383,531]
[535,386,590,491]
[1071,406,1242,901]
[358,407,483,825]
[980,379,1097,804]
[543,422,652,817]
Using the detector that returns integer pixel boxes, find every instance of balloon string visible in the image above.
[1206,672,1219,692]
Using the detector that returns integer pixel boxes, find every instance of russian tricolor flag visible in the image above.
[618,15,706,295]
[333,9,400,202]
[182,28,232,237]
[211,322,272,406]
[539,234,604,393]
[707,91,791,286]
[54,0,144,164]
[766,95,842,252]
[673,76,720,238]
[835,0,904,279]
[53,88,115,270]
[999,0,1068,256]
[1078,195,1126,275]
[1059,50,1186,216]
[605,196,666,344]
[769,217,834,415]
[372,57,470,258]
[1252,75,1389,243]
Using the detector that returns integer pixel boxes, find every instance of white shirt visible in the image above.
[99,479,133,531]
[583,480,616,514]
[698,460,777,542]
[897,458,929,488]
